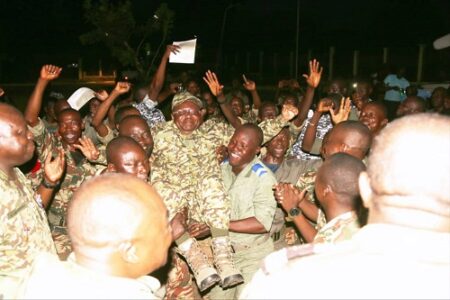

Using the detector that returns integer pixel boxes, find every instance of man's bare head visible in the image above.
[359,113,450,232]
[67,173,171,278]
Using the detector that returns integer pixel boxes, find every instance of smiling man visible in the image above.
[25,65,99,260]
[208,123,278,299]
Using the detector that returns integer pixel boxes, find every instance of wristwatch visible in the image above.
[288,207,301,218]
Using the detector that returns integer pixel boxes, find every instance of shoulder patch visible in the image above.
[251,163,267,177]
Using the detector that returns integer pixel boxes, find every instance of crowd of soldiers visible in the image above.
[1,45,449,299]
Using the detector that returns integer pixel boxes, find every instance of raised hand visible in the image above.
[94,90,109,101]
[242,74,256,91]
[316,98,333,113]
[273,183,307,213]
[329,97,351,125]
[40,65,62,81]
[163,44,181,59]
[203,70,224,97]
[43,147,65,184]
[73,136,100,161]
[114,81,131,95]
[281,103,299,121]
[216,145,228,164]
[302,59,323,89]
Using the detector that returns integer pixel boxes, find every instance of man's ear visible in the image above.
[106,163,116,173]
[81,120,85,131]
[118,241,139,264]
[340,143,349,153]
[323,184,332,197]
[380,118,389,129]
[359,171,374,210]
[200,108,207,118]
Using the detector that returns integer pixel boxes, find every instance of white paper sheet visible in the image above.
[67,87,96,111]
[169,38,197,64]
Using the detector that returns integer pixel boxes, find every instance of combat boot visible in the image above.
[177,237,221,292]
[211,236,244,288]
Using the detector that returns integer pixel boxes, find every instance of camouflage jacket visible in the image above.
[150,115,289,187]
[29,119,97,228]
[0,168,56,277]
[313,211,360,244]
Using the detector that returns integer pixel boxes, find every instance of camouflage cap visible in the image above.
[172,91,204,110]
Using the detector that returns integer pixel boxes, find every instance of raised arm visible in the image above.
[301,98,331,153]
[203,70,242,128]
[25,65,62,127]
[148,44,180,102]
[92,82,131,137]
[242,74,262,110]
[292,59,323,127]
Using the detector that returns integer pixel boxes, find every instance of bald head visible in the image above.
[367,113,450,205]
[119,115,153,156]
[323,120,372,160]
[239,123,264,146]
[361,113,450,231]
[67,173,171,277]
[316,153,366,209]
[106,136,145,163]
[397,96,426,117]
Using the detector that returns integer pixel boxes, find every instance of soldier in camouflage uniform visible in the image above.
[241,114,450,300]
[152,69,297,292]
[274,121,372,243]
[310,153,364,244]
[25,65,99,260]
[0,103,64,298]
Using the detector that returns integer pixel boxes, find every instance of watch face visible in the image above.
[289,207,300,216]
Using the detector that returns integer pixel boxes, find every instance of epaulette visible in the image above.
[251,163,267,177]
[260,243,333,275]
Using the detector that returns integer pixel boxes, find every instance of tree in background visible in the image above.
[80,0,174,81]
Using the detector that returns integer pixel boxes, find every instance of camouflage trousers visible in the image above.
[51,227,72,261]
[153,174,230,230]
[165,248,203,300]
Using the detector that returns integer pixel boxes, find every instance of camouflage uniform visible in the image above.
[207,158,277,299]
[165,248,203,300]
[16,252,163,299]
[151,115,288,229]
[313,211,360,244]
[241,224,450,299]
[0,168,56,298]
[29,119,97,260]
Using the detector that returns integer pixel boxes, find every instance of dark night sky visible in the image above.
[0,0,449,82]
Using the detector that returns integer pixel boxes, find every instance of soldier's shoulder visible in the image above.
[260,241,354,275]
[250,161,273,178]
